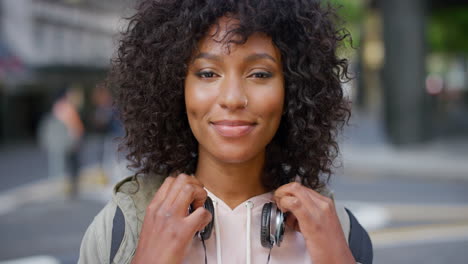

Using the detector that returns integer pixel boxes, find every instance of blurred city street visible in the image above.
[0,112,467,264]
[1,0,467,263]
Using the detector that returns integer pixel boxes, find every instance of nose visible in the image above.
[217,74,248,110]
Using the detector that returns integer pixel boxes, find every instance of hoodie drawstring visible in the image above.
[210,199,255,264]
[213,200,223,264]
[245,201,254,264]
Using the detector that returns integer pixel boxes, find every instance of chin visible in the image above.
[211,147,260,164]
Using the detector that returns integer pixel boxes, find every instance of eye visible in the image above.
[249,72,273,78]
[196,71,218,79]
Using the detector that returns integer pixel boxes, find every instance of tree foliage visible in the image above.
[429,7,468,54]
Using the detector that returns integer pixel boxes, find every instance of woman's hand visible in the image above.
[274,182,355,264]
[131,174,212,264]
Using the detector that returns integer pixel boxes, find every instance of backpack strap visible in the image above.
[345,208,373,264]
[110,206,125,263]
[109,174,165,263]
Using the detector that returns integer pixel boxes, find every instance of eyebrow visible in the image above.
[245,53,277,63]
[193,52,278,63]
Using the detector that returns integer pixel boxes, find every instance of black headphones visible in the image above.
[261,202,286,248]
[191,199,286,249]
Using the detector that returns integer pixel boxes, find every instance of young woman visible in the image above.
[79,0,372,263]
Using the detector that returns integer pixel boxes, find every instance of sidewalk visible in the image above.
[0,135,125,215]
[342,141,468,180]
[340,111,468,181]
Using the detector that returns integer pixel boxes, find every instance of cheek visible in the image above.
[184,81,215,127]
[256,86,284,123]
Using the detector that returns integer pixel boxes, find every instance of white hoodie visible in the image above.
[184,189,312,264]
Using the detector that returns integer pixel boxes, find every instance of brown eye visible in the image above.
[196,71,218,78]
[250,72,273,78]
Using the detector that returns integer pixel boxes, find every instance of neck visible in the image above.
[195,149,269,209]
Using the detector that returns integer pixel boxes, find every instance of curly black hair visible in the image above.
[108,0,351,191]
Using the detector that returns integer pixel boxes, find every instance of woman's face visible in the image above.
[185,17,284,164]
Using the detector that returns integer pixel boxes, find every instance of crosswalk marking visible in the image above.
[383,204,468,222]
[370,221,468,248]
[0,256,60,264]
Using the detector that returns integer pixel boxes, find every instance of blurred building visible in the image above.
[356,0,468,145]
[1,0,467,145]
[0,0,130,142]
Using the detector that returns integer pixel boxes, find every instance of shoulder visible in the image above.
[113,174,165,225]
[78,199,119,264]
[78,174,165,264]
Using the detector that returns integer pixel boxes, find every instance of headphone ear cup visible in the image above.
[261,202,273,248]
[199,196,214,240]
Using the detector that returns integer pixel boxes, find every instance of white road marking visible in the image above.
[340,201,391,231]
[340,201,468,248]
[0,165,111,215]
[0,179,65,216]
[370,222,468,248]
[383,204,468,222]
[341,144,468,180]
[0,255,60,264]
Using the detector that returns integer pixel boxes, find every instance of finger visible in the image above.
[148,176,176,211]
[274,182,315,211]
[304,187,332,204]
[189,185,208,210]
[161,174,204,209]
[305,189,336,215]
[185,207,213,235]
[275,182,330,212]
[172,183,208,216]
[274,182,304,200]
[277,195,316,225]
[285,212,300,232]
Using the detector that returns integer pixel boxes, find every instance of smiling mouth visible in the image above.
[210,120,257,138]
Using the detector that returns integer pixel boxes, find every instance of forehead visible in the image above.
[194,17,281,61]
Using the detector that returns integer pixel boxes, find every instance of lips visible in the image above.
[210,120,256,138]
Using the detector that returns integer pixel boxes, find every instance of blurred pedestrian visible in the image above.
[38,85,84,198]
[91,86,128,185]
[91,86,113,182]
